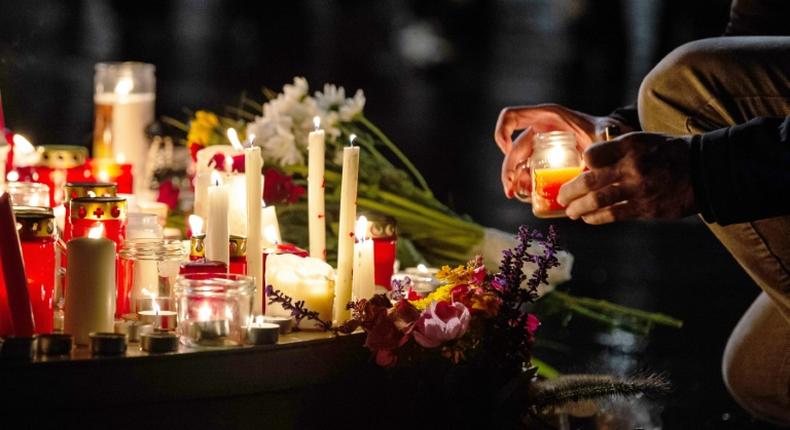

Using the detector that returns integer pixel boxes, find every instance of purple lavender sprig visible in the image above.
[265,285,333,331]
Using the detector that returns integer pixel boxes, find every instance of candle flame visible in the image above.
[198,303,212,321]
[116,152,126,164]
[6,171,19,182]
[188,214,204,236]
[12,134,34,154]
[142,288,158,300]
[313,116,321,130]
[87,223,105,239]
[349,133,357,147]
[97,169,111,183]
[152,300,161,316]
[246,133,256,147]
[114,77,134,95]
[227,128,244,151]
[264,225,279,245]
[547,145,566,168]
[254,315,265,326]
[355,216,368,242]
[224,305,234,320]
[53,205,65,218]
[417,263,428,273]
[211,171,223,187]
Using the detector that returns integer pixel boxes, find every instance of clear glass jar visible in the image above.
[529,131,583,218]
[93,62,155,195]
[3,181,50,207]
[119,239,186,316]
[174,273,254,348]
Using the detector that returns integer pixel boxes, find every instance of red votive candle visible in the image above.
[62,182,117,242]
[14,207,57,333]
[89,158,133,194]
[0,193,35,336]
[179,260,228,276]
[229,235,247,276]
[363,214,398,290]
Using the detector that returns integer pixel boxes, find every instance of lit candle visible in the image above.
[64,224,116,345]
[308,116,326,260]
[333,135,359,325]
[138,295,177,329]
[530,132,583,218]
[205,171,229,267]
[242,134,264,314]
[265,254,335,330]
[352,216,375,301]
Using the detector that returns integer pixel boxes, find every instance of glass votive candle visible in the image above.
[174,273,254,348]
[69,196,127,245]
[119,238,186,317]
[15,145,90,207]
[4,182,50,207]
[363,213,397,290]
[63,182,117,242]
[229,235,247,275]
[529,131,583,218]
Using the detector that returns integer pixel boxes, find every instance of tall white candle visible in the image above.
[205,172,229,267]
[352,216,376,301]
[227,173,247,236]
[308,116,326,260]
[64,225,116,345]
[245,146,263,314]
[333,138,359,325]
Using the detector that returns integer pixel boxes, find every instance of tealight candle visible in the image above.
[246,316,279,345]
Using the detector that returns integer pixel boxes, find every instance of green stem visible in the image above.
[357,115,432,195]
[531,357,559,379]
[552,291,683,329]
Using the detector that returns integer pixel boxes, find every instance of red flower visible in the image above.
[189,142,204,162]
[362,303,407,367]
[264,168,305,205]
[156,179,180,210]
[526,313,540,340]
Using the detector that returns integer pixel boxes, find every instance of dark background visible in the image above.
[0,1,780,428]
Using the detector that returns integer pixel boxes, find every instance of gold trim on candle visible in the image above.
[70,196,127,221]
[229,234,247,258]
[35,145,89,169]
[64,182,117,202]
[13,206,56,240]
[190,234,206,258]
[359,212,397,239]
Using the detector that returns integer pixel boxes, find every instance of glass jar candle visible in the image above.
[529,131,583,218]
[3,181,50,207]
[229,235,247,275]
[15,207,58,333]
[69,196,127,244]
[174,273,254,348]
[119,239,186,318]
[62,182,117,242]
[93,62,155,195]
[15,145,90,207]
[364,213,397,290]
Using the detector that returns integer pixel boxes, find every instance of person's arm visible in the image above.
[690,116,790,225]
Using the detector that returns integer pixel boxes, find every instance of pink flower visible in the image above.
[526,313,540,339]
[412,301,471,348]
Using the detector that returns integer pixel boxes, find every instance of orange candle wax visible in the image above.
[532,166,583,217]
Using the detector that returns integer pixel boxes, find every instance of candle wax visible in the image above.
[532,166,583,215]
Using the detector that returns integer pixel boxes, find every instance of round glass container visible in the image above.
[174,273,254,348]
[3,182,50,207]
[529,131,583,218]
[119,239,186,317]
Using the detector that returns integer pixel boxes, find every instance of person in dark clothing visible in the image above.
[494,0,790,425]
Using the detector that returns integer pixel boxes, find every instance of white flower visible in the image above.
[314,84,366,122]
[246,104,302,166]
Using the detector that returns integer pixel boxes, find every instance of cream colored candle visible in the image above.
[265,254,335,330]
[261,205,281,248]
[227,173,247,236]
[205,172,229,266]
[64,226,116,345]
[352,216,376,301]
[333,139,359,325]
[308,117,326,260]
[245,146,264,314]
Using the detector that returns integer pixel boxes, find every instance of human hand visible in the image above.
[556,132,696,224]
[495,104,629,199]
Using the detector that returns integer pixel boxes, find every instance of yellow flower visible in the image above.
[410,284,454,311]
[436,264,474,285]
[187,111,220,146]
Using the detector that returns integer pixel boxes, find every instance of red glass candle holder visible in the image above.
[13,207,57,334]
[179,260,228,275]
[62,182,117,242]
[89,158,133,194]
[362,213,398,290]
[15,145,90,207]
[229,235,247,276]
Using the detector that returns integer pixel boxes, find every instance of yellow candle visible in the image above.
[334,139,359,325]
[532,166,583,217]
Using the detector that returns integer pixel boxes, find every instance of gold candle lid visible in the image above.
[70,196,127,221]
[190,234,206,258]
[35,145,89,169]
[360,212,397,239]
[64,182,118,202]
[13,206,56,240]
[229,235,247,258]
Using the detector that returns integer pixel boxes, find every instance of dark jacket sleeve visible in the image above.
[689,116,790,225]
[608,103,641,132]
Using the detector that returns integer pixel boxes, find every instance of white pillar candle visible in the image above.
[261,205,281,248]
[333,139,359,325]
[308,117,326,260]
[205,172,229,267]
[227,173,247,237]
[265,254,335,330]
[64,226,116,345]
[352,216,375,301]
[193,169,211,221]
[245,146,264,314]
